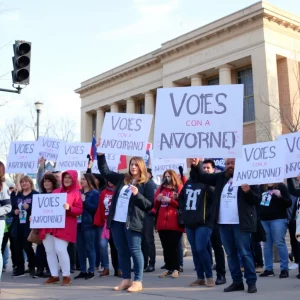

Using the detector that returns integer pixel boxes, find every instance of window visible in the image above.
[139,100,145,114]
[207,78,219,85]
[237,68,255,122]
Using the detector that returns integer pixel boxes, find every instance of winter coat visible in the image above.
[94,188,114,227]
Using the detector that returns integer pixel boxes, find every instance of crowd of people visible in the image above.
[0,153,300,294]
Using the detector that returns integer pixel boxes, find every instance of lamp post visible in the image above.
[34,101,43,140]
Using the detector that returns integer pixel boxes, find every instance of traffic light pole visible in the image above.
[0,85,22,94]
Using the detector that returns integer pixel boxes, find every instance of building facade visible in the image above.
[76,1,300,150]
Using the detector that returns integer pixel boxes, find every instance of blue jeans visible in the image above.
[261,219,289,271]
[219,224,257,285]
[186,226,213,279]
[94,227,101,268]
[3,244,9,267]
[99,226,109,269]
[179,236,183,266]
[76,227,96,273]
[111,221,143,281]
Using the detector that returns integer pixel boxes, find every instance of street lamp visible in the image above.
[34,101,43,140]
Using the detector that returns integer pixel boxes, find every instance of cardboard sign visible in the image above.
[278,132,300,178]
[150,150,187,177]
[30,193,66,229]
[6,141,38,174]
[233,140,285,186]
[55,142,90,171]
[153,85,243,158]
[92,154,120,173]
[98,113,153,157]
[35,136,64,162]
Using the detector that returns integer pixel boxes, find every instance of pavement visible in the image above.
[1,255,300,300]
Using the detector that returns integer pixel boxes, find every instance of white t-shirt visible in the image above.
[113,185,133,223]
[218,178,239,224]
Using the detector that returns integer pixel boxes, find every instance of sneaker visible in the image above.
[43,276,60,285]
[259,270,275,277]
[159,270,172,278]
[100,268,109,277]
[74,272,87,279]
[127,281,143,293]
[189,279,206,286]
[255,266,264,273]
[113,279,132,291]
[288,263,298,270]
[206,278,215,287]
[179,266,183,272]
[12,272,25,277]
[160,264,166,269]
[85,272,94,280]
[62,276,71,286]
[215,275,226,285]
[30,267,36,277]
[171,270,179,278]
[224,282,245,292]
[279,270,289,278]
[248,283,257,293]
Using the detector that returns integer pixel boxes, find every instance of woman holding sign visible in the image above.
[40,170,83,286]
[0,162,12,293]
[97,151,154,293]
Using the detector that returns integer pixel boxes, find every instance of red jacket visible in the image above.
[94,188,113,227]
[39,170,83,243]
[154,185,184,232]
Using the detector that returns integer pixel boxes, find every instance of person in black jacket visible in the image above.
[179,161,216,287]
[97,153,154,293]
[258,182,291,278]
[189,158,261,294]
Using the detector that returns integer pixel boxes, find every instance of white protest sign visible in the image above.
[150,150,187,177]
[30,193,66,229]
[6,141,38,174]
[153,85,243,158]
[98,113,153,157]
[92,153,120,173]
[233,140,285,186]
[277,132,300,178]
[56,142,90,171]
[35,136,64,162]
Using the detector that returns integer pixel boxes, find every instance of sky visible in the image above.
[1,0,300,141]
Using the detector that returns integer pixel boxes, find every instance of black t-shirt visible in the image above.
[259,183,292,221]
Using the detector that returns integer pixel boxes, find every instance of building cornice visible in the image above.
[75,1,300,96]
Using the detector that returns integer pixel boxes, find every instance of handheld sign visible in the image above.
[153,85,243,158]
[277,132,300,178]
[56,142,90,171]
[233,140,285,186]
[92,153,120,173]
[6,141,38,174]
[98,113,153,157]
[30,193,66,229]
[35,136,64,162]
[150,150,187,177]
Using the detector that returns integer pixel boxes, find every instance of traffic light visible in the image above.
[12,40,31,85]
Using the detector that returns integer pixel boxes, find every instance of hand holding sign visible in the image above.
[272,189,281,198]
[191,158,200,166]
[63,203,70,210]
[15,209,20,215]
[241,184,250,193]
[23,203,29,210]
[38,156,46,167]
[130,185,138,196]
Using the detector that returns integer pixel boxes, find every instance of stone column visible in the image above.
[96,107,105,138]
[218,64,233,84]
[126,97,135,113]
[190,74,204,86]
[80,111,93,142]
[110,102,119,113]
[144,91,155,143]
[251,45,281,141]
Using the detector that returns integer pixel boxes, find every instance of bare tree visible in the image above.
[50,117,76,142]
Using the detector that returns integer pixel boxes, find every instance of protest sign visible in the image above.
[30,193,66,229]
[205,158,225,171]
[6,141,38,174]
[92,153,120,173]
[278,132,300,178]
[98,113,153,157]
[55,142,90,171]
[150,150,187,177]
[233,140,285,186]
[35,136,64,162]
[153,85,243,158]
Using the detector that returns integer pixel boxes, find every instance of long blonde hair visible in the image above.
[124,157,148,185]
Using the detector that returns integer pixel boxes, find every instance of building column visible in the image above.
[110,102,119,113]
[96,107,105,138]
[190,74,204,86]
[218,64,233,84]
[80,111,93,142]
[144,91,155,143]
[251,45,281,141]
[126,97,135,113]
